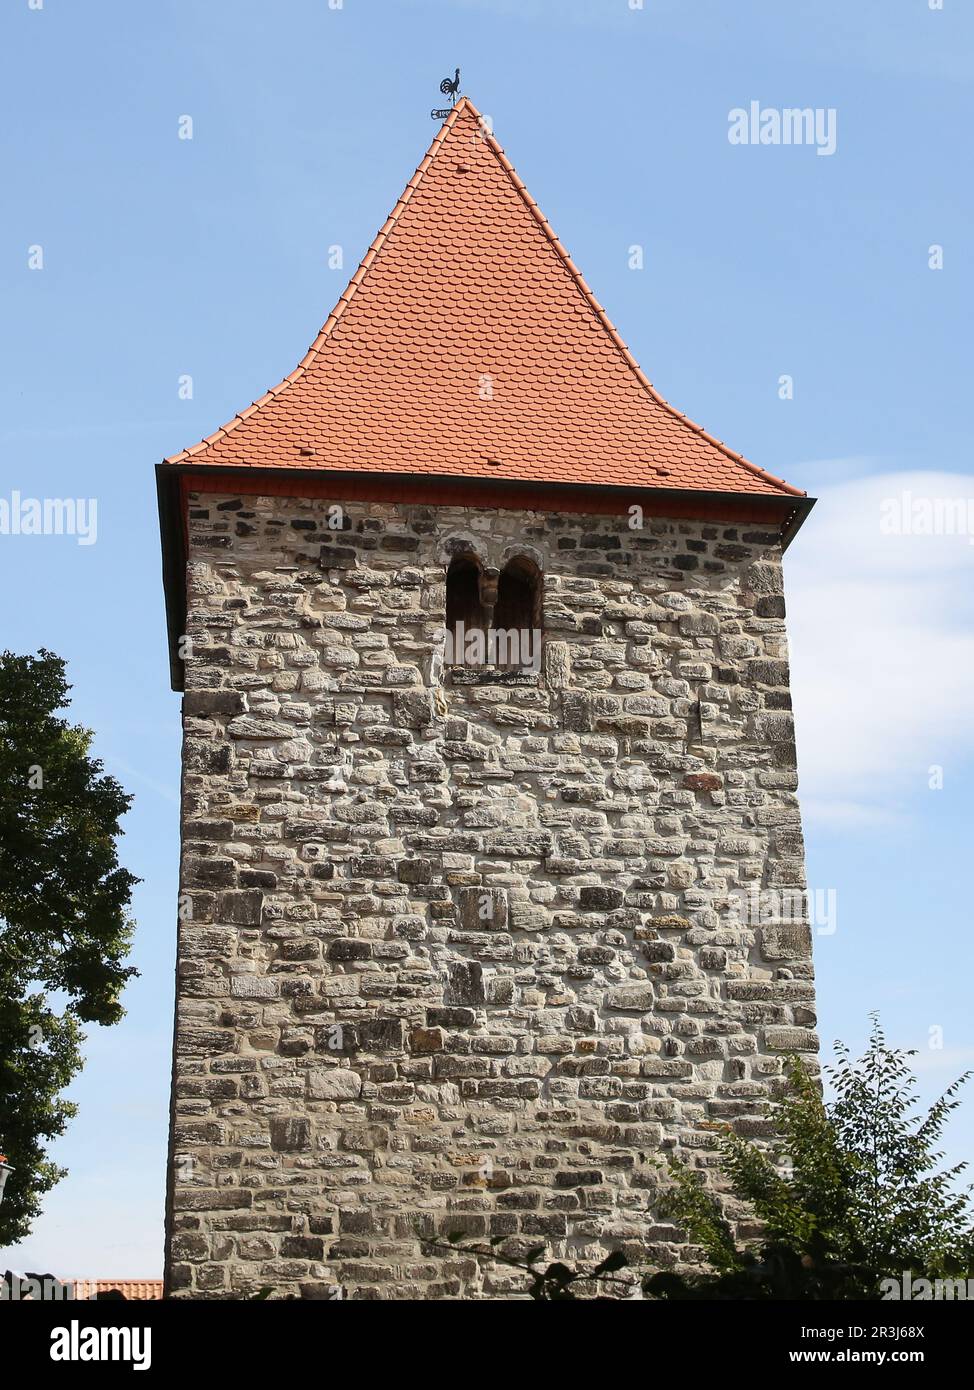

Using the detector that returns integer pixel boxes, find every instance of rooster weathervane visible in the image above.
[431,68,461,120]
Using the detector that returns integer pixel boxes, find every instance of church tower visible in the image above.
[157,97,816,1299]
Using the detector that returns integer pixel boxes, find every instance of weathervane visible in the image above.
[431,67,461,120]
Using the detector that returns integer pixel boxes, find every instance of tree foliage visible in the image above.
[0,650,138,1243]
[649,1017,974,1299]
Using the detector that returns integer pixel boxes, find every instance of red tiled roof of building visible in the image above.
[162,97,802,500]
[71,1280,164,1300]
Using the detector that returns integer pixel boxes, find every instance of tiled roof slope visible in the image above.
[164,97,802,500]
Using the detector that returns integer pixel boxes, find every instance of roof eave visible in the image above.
[156,463,188,693]
[780,494,816,552]
[156,461,815,692]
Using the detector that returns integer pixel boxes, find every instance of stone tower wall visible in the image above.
[166,490,817,1299]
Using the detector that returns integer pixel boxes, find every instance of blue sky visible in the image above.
[1,0,971,1277]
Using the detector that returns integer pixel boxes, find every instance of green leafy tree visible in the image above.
[0,650,138,1244]
[649,1017,974,1299]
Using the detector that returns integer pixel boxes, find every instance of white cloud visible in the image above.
[786,470,974,826]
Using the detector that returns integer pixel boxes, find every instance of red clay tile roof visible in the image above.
[71,1280,164,1300]
[163,96,802,500]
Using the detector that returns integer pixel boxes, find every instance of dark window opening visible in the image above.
[492,556,543,669]
[446,554,485,657]
[494,556,543,634]
[445,553,543,673]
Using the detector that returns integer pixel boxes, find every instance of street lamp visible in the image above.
[0,1154,13,1205]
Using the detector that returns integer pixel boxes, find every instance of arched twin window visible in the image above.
[445,553,543,671]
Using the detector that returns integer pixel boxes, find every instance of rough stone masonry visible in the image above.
[165,491,817,1299]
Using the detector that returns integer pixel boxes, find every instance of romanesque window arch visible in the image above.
[492,555,543,669]
[445,551,543,670]
[494,555,543,635]
[446,553,485,662]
